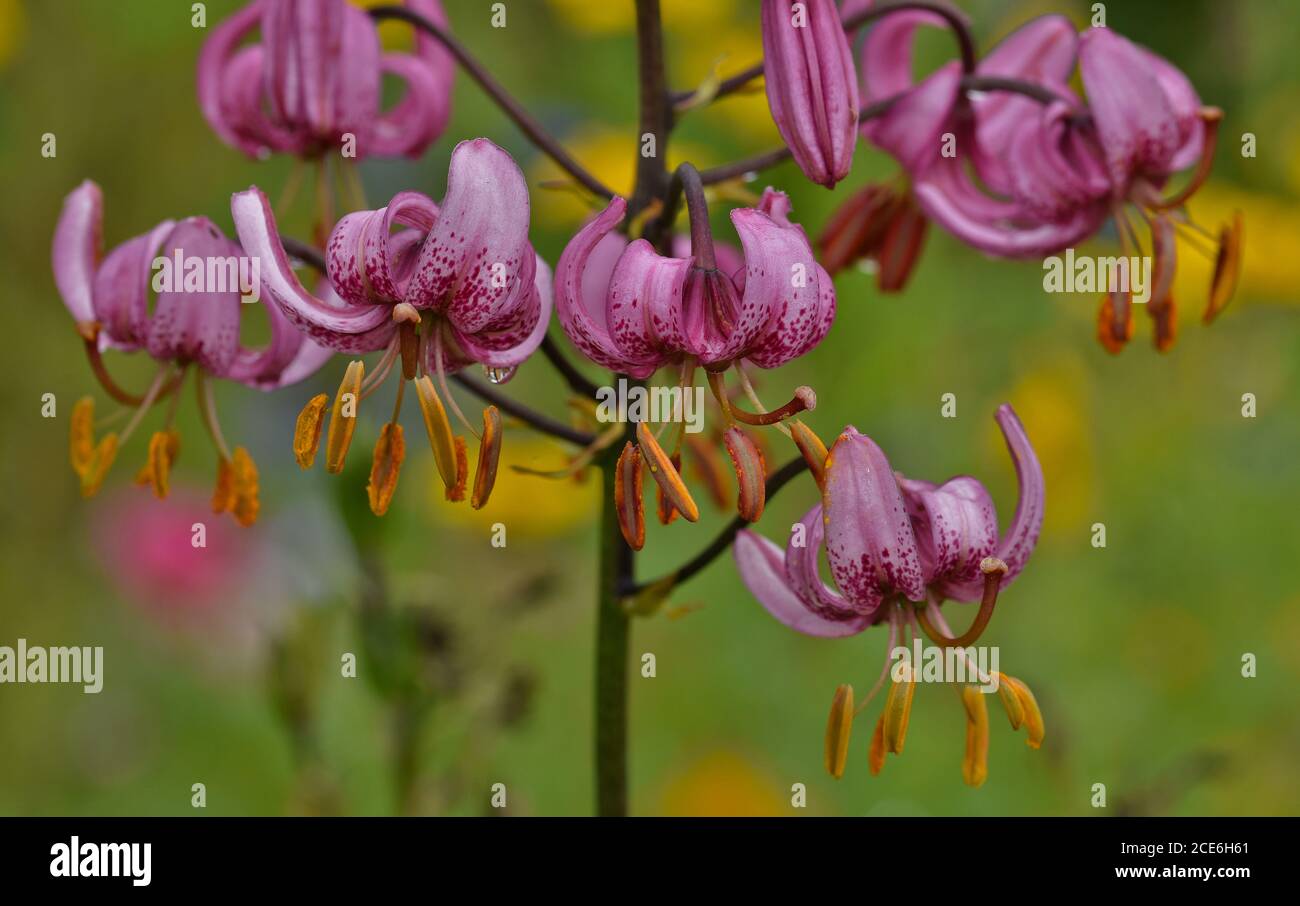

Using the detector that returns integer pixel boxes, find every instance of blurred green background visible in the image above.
[1,0,1298,816]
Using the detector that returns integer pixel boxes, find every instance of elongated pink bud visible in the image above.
[761,0,859,188]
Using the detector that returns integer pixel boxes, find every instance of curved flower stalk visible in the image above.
[760,0,859,188]
[232,138,552,514]
[198,0,454,161]
[556,172,832,545]
[52,180,331,524]
[843,12,1240,350]
[733,405,1045,785]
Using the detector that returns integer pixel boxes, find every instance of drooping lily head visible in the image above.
[198,0,454,161]
[52,180,331,523]
[232,138,551,514]
[733,404,1046,785]
[556,183,833,546]
[1077,26,1242,353]
[845,10,1241,350]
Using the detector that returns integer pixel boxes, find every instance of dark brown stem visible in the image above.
[676,163,716,269]
[369,5,614,200]
[621,457,810,596]
[451,374,595,447]
[627,0,673,227]
[540,333,601,399]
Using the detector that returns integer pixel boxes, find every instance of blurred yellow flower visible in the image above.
[1171,183,1299,310]
[546,0,737,35]
[432,434,598,536]
[351,0,416,51]
[658,750,786,817]
[528,127,711,228]
[1002,352,1094,539]
[0,0,26,70]
[678,26,782,145]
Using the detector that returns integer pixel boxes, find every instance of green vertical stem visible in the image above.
[595,444,634,816]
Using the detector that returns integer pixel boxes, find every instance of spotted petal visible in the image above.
[823,427,926,603]
[734,529,872,638]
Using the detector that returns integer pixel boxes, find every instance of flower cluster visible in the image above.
[48,0,1239,796]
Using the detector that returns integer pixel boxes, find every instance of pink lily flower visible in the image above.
[858,14,1110,260]
[557,187,831,537]
[733,405,1045,785]
[1076,27,1241,353]
[52,180,332,523]
[761,0,859,188]
[232,138,552,513]
[198,0,454,160]
[557,187,834,378]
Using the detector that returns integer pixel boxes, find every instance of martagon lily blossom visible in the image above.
[53,180,332,524]
[231,137,552,514]
[557,179,832,546]
[198,0,454,161]
[733,405,1045,785]
[835,10,1240,351]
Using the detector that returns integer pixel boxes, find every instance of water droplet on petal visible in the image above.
[484,365,517,385]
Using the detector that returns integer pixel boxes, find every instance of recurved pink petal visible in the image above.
[226,279,335,389]
[606,240,690,362]
[327,191,438,306]
[443,248,548,369]
[913,154,1108,258]
[787,504,880,617]
[368,52,450,158]
[899,475,999,602]
[858,7,947,101]
[52,180,103,327]
[990,404,1044,585]
[146,219,245,375]
[231,186,395,352]
[734,529,872,638]
[761,0,859,187]
[196,1,276,157]
[407,139,532,332]
[822,427,926,603]
[555,197,661,378]
[862,62,963,176]
[731,204,828,369]
[973,15,1079,162]
[1079,27,1192,188]
[93,220,175,351]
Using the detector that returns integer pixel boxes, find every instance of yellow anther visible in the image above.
[790,420,829,491]
[79,433,119,498]
[994,671,1024,730]
[471,406,503,510]
[446,435,468,502]
[230,446,260,527]
[293,393,329,469]
[1205,210,1243,324]
[414,375,460,493]
[883,664,917,755]
[70,396,96,477]
[868,714,887,776]
[615,441,646,551]
[961,685,990,788]
[366,423,405,516]
[723,425,766,522]
[1002,675,1044,749]
[325,361,365,474]
[824,684,854,780]
[142,429,180,499]
[212,456,235,514]
[636,422,699,522]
